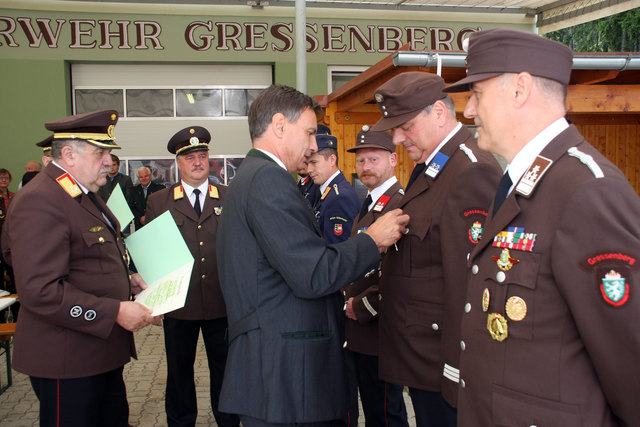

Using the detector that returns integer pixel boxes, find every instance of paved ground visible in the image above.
[0,325,416,426]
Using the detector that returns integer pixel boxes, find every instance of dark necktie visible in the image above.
[193,189,202,217]
[358,194,373,221]
[406,162,426,190]
[87,192,104,213]
[493,173,513,217]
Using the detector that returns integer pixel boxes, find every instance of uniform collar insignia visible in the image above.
[174,185,184,200]
[209,185,219,199]
[426,151,450,179]
[320,186,332,201]
[515,155,553,197]
[56,173,82,198]
[373,195,390,212]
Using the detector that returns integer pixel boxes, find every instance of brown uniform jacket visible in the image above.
[145,182,227,320]
[344,180,404,356]
[2,163,135,379]
[458,125,640,427]
[378,126,501,404]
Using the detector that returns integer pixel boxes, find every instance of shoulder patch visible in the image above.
[567,147,604,179]
[56,173,82,198]
[458,144,478,163]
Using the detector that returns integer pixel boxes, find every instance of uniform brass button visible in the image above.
[472,265,479,275]
[460,379,466,388]
[98,237,105,243]
[431,323,439,331]
[343,341,347,348]
[496,271,506,283]
[198,225,202,230]
[460,340,466,351]
[199,241,204,246]
[201,274,206,279]
[466,253,470,261]
[378,294,382,301]
[464,303,471,313]
[201,257,205,262]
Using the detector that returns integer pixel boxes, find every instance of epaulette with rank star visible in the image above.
[56,172,82,198]
[174,185,184,200]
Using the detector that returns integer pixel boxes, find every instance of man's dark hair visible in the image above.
[248,84,322,141]
[0,168,12,180]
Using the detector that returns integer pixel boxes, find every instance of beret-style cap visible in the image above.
[45,110,120,149]
[167,126,211,155]
[347,125,395,153]
[372,72,447,131]
[444,28,573,93]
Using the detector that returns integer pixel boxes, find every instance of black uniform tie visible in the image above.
[493,173,513,217]
[358,194,373,221]
[406,163,426,190]
[193,188,202,217]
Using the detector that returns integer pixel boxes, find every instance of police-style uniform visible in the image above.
[313,134,360,245]
[2,110,135,426]
[344,126,409,427]
[145,127,238,427]
[372,72,501,426]
[444,28,640,427]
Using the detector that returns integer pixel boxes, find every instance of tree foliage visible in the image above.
[546,8,640,52]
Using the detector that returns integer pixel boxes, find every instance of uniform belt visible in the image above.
[227,312,260,344]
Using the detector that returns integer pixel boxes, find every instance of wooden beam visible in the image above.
[566,85,640,114]
[571,70,619,85]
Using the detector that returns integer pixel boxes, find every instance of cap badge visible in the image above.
[189,128,195,134]
[468,220,483,244]
[189,136,199,145]
[505,296,527,321]
[487,312,508,342]
[374,93,384,103]
[482,288,490,312]
[110,113,116,121]
[107,125,115,138]
[362,125,370,132]
[492,248,519,271]
[601,270,629,306]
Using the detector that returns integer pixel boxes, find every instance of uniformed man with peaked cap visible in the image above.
[2,109,159,426]
[445,27,640,427]
[371,71,501,427]
[36,135,53,167]
[145,126,239,427]
[343,125,409,427]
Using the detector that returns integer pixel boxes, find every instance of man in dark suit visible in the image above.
[131,166,164,230]
[2,110,158,426]
[445,28,640,427]
[371,72,501,427]
[145,126,238,427]
[308,133,360,245]
[344,125,408,427]
[99,153,134,207]
[216,84,410,427]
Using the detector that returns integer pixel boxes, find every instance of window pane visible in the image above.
[176,89,222,117]
[225,89,250,116]
[75,89,123,115]
[126,89,173,117]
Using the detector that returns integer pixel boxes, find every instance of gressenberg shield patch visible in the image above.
[600,270,630,306]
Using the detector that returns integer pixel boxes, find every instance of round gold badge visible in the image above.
[505,296,527,321]
[482,288,490,312]
[487,312,508,342]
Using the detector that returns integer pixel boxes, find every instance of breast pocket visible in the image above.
[81,229,119,274]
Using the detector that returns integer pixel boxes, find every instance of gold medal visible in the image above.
[482,288,490,312]
[492,248,519,271]
[487,312,508,342]
[505,296,527,321]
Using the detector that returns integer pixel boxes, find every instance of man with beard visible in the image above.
[145,126,238,427]
[2,110,158,426]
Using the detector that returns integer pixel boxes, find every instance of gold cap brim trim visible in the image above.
[54,132,114,141]
[176,143,209,155]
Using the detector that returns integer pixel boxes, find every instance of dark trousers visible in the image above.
[408,387,457,427]
[345,350,409,427]
[240,415,345,427]
[30,366,128,427]
[163,316,239,427]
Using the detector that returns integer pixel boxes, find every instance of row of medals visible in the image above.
[483,289,527,343]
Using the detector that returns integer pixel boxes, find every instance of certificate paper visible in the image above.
[106,185,134,231]
[125,211,194,315]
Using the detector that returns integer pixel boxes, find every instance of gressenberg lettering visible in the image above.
[588,253,636,266]
[0,16,478,53]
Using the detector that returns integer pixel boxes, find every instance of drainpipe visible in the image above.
[295,0,306,93]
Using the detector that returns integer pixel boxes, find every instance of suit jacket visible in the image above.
[458,125,640,427]
[216,149,381,423]
[2,163,135,379]
[314,171,360,245]
[378,126,501,405]
[298,175,320,207]
[145,182,227,321]
[99,172,134,207]
[344,180,404,356]
[131,181,164,229]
